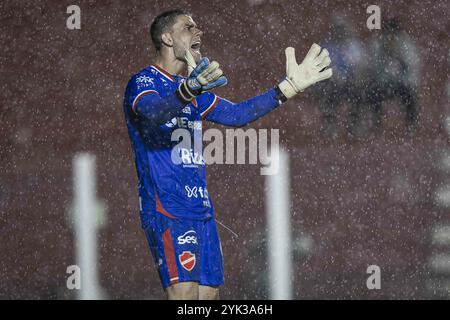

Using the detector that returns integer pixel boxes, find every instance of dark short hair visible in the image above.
[150,9,191,51]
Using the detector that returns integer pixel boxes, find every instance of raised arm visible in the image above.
[132,53,227,125]
[203,43,333,127]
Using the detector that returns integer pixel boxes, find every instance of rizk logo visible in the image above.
[179,251,196,271]
[177,230,198,245]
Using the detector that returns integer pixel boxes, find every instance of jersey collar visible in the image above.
[150,65,176,83]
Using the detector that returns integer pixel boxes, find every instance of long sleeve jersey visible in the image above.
[123,65,281,228]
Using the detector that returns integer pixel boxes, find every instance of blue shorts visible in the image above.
[144,212,224,289]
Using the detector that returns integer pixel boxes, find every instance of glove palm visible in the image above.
[279,43,333,99]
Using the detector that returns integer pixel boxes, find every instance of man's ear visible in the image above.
[161,33,173,47]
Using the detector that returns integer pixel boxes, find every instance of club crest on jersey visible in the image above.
[179,251,196,271]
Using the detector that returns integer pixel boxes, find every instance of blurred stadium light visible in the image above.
[265,148,292,299]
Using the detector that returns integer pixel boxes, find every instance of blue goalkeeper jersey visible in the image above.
[124,64,281,228]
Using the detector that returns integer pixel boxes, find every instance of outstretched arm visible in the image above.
[203,89,283,127]
[203,43,333,127]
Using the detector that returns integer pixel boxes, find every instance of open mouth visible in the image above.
[191,42,201,54]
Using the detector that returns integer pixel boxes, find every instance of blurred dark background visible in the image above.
[1,0,449,299]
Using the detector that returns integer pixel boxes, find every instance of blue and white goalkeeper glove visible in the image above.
[176,50,228,104]
[277,43,333,101]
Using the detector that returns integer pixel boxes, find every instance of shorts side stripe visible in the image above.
[162,228,179,284]
[155,189,176,219]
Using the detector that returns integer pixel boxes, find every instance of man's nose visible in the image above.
[196,29,203,38]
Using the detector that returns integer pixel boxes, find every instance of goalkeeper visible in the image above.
[123,9,332,300]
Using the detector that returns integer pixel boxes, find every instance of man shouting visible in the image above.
[123,9,332,300]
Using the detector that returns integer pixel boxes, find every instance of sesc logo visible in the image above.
[177,230,198,245]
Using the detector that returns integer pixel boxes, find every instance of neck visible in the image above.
[154,49,186,76]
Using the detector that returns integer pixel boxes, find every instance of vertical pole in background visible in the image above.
[428,115,450,296]
[73,153,102,300]
[265,148,292,299]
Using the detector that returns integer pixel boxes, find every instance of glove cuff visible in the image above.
[274,85,288,104]
[176,81,201,104]
[278,78,299,100]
